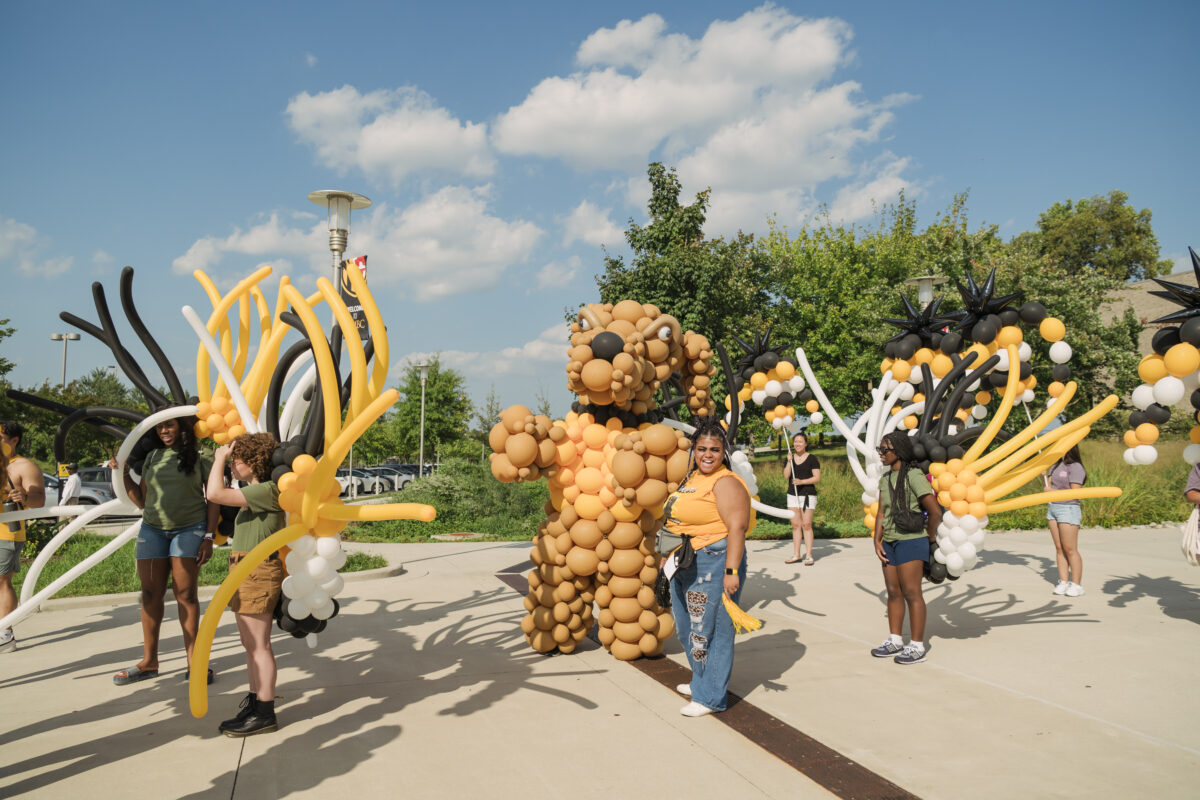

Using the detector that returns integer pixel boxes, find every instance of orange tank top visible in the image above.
[663,466,749,551]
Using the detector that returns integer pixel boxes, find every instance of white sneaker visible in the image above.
[1065,583,1085,597]
[676,683,692,697]
[680,701,715,717]
[1052,580,1069,595]
[0,630,15,654]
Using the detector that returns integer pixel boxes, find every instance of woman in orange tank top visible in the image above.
[663,417,751,717]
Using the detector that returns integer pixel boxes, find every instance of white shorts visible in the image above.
[787,494,817,510]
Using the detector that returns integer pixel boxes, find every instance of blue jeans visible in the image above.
[669,537,747,712]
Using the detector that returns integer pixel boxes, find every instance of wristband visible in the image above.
[203,532,215,541]
[725,567,738,575]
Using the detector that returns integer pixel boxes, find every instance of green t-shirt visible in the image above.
[141,448,212,530]
[231,481,286,552]
[877,466,932,542]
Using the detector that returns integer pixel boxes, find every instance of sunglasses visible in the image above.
[877,446,895,454]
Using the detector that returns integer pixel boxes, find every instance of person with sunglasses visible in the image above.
[870,431,941,665]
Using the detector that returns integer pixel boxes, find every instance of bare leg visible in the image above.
[787,504,803,559]
[882,563,904,636]
[800,507,815,562]
[898,560,927,642]
[1048,520,1069,582]
[1057,522,1082,584]
[170,556,201,666]
[0,572,16,627]
[236,613,277,701]
[136,558,170,671]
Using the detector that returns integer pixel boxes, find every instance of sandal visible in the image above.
[804,557,815,566]
[181,667,214,685]
[785,557,802,564]
[113,665,159,685]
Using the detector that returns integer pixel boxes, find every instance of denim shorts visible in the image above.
[881,537,930,566]
[136,520,206,560]
[1046,502,1082,525]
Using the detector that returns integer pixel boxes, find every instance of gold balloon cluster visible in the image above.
[565,300,715,417]
[493,302,715,660]
[188,264,436,718]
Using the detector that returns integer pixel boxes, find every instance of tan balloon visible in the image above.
[564,546,599,576]
[607,548,645,577]
[505,433,538,468]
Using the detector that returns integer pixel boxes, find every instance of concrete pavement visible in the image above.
[2,527,1198,799]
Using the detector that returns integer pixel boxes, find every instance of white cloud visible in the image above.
[286,85,494,184]
[398,323,569,379]
[0,217,73,278]
[562,200,624,247]
[305,52,318,68]
[172,213,325,275]
[92,249,114,265]
[827,156,916,224]
[536,255,581,289]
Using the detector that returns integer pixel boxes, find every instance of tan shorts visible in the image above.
[228,552,283,615]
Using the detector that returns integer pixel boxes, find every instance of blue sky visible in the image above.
[2,1,1197,421]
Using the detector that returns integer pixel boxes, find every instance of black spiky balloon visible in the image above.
[1149,247,1200,325]
[882,294,958,345]
[950,266,1021,341]
[731,326,790,376]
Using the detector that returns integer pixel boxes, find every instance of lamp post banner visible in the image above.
[340,255,370,340]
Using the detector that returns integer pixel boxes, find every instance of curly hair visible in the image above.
[157,413,201,475]
[230,433,279,483]
[689,416,733,469]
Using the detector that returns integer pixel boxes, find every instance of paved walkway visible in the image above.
[2,528,1198,799]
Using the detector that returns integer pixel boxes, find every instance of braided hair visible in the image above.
[880,430,916,470]
[689,416,733,470]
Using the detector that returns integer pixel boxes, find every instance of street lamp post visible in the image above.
[49,333,81,388]
[307,190,372,289]
[417,363,430,479]
[903,275,948,307]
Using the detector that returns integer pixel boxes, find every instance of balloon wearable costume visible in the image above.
[797,267,1122,578]
[1122,246,1200,466]
[0,264,435,718]
[489,301,717,659]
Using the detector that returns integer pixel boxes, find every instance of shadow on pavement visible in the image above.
[1103,573,1200,625]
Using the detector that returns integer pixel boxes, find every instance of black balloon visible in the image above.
[762,396,779,411]
[896,339,916,360]
[941,332,963,354]
[946,444,965,459]
[972,320,998,343]
[1128,410,1148,428]
[761,351,780,370]
[778,391,793,406]
[928,445,947,463]
[999,309,1020,327]
[1019,301,1047,324]
[912,442,927,460]
[1181,318,1200,347]
[1018,361,1032,380]
[1051,364,1071,382]
[1146,403,1172,424]
[1152,327,1182,356]
[590,331,624,361]
[988,371,1009,387]
[1192,389,1200,411]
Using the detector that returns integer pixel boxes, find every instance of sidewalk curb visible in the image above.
[27,562,405,613]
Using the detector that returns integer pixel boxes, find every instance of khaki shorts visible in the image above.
[228,552,283,615]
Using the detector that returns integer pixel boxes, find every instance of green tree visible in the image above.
[0,318,15,380]
[595,162,775,349]
[388,356,472,462]
[1034,190,1170,282]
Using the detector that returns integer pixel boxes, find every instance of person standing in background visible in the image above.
[1,420,45,654]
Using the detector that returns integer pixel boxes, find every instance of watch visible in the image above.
[725,567,738,575]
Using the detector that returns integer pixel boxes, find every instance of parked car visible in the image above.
[75,466,120,501]
[335,468,366,497]
[374,464,419,489]
[357,467,397,493]
[44,473,115,505]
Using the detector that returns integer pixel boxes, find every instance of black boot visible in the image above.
[221,699,277,737]
[218,693,257,732]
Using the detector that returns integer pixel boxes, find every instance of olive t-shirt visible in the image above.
[231,481,286,552]
[877,466,932,542]
[142,448,212,530]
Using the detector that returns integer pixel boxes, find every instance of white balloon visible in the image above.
[962,553,978,570]
[946,552,965,572]
[306,589,329,610]
[316,536,342,559]
[1022,389,1035,404]
[287,571,316,598]
[967,379,980,392]
[306,555,330,578]
[1131,384,1155,410]
[772,417,785,428]
[764,380,782,396]
[948,527,967,546]
[810,411,824,424]
[897,382,915,401]
[1122,448,1138,465]
[319,573,345,596]
[972,404,988,419]
[1133,444,1159,465]
[1153,376,1185,406]
[1184,444,1200,465]
[724,411,733,424]
[788,375,806,392]
[908,371,923,385]
[1018,342,1032,362]
[281,575,296,598]
[939,539,956,556]
[958,514,979,533]
[977,515,989,529]
[731,450,749,465]
[284,551,305,574]
[957,541,977,560]
[286,598,311,619]
[311,599,337,620]
[1049,341,1073,363]
[862,491,879,505]
[751,389,767,405]
[942,510,958,527]
[996,349,1010,371]
[967,530,986,547]
[328,549,348,571]
[289,535,317,556]
[933,549,947,564]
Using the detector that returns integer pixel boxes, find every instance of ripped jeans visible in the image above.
[668,537,746,712]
